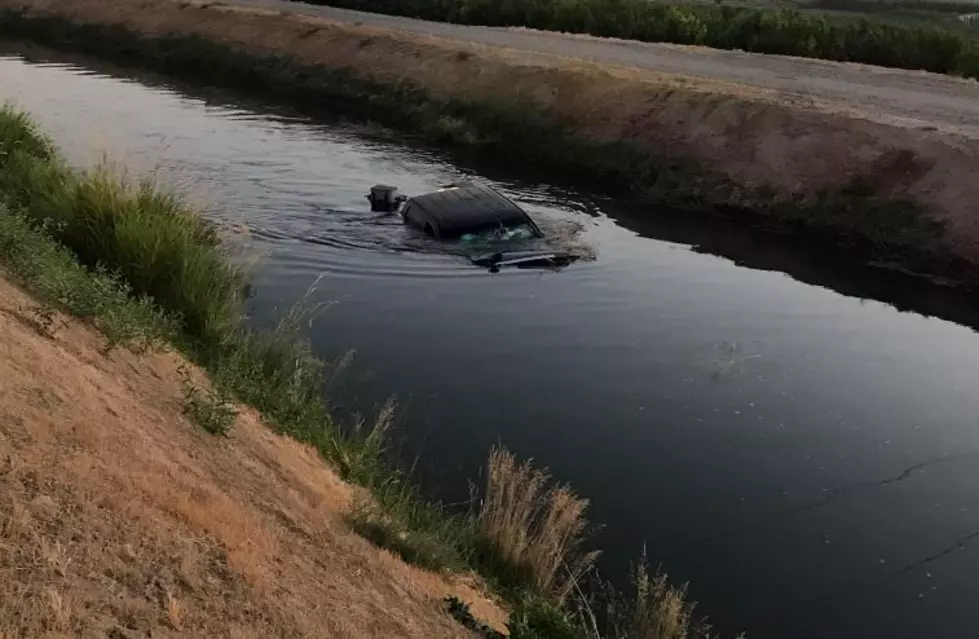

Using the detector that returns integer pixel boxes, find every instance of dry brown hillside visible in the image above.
[0,274,504,638]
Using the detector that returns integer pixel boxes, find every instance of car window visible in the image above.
[460,222,536,243]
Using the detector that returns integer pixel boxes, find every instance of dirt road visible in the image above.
[231,0,979,138]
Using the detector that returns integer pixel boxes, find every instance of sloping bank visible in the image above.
[4,0,979,285]
[0,106,720,636]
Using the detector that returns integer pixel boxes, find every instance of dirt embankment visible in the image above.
[5,0,979,270]
[0,274,503,637]
[230,0,979,141]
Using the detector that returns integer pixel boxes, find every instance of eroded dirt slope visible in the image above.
[0,275,501,637]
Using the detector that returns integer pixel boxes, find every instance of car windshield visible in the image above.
[459,222,537,243]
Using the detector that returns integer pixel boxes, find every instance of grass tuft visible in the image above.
[328,398,396,485]
[478,447,599,601]
[207,304,334,442]
[616,549,710,639]
[349,500,466,572]
[180,367,238,436]
[0,104,53,160]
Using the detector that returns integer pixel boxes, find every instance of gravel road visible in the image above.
[229,0,979,138]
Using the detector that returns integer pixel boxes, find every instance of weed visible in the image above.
[508,598,585,639]
[327,399,395,485]
[477,447,599,601]
[180,368,237,436]
[349,500,465,572]
[620,553,701,639]
[447,593,594,639]
[0,209,175,352]
[0,105,53,160]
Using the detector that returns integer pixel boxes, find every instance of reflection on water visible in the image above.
[4,46,979,639]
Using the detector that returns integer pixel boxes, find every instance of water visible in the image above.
[4,46,979,638]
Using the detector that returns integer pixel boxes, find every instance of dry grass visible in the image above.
[0,274,505,637]
[478,447,599,601]
[616,549,707,639]
[164,586,184,630]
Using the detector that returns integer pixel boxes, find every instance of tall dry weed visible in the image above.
[479,446,599,600]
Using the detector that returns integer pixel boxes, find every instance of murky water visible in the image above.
[4,46,979,638]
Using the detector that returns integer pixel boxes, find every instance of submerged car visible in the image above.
[366,181,575,270]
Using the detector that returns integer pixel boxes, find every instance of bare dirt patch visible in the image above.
[0,274,503,637]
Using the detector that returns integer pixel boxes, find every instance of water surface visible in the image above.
[3,47,979,638]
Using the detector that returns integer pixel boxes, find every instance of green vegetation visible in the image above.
[0,106,242,346]
[799,0,979,39]
[0,208,175,351]
[808,0,979,15]
[307,0,979,77]
[0,104,721,637]
[180,366,239,435]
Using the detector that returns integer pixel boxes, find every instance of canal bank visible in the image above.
[3,0,979,285]
[8,43,979,639]
[0,100,724,638]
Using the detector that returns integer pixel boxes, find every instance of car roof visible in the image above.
[407,183,532,235]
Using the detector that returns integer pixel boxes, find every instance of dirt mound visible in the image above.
[0,275,502,637]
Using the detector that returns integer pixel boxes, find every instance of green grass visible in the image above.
[0,208,176,351]
[0,107,243,346]
[350,500,472,572]
[180,367,239,436]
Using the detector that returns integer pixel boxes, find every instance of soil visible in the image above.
[0,274,506,637]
